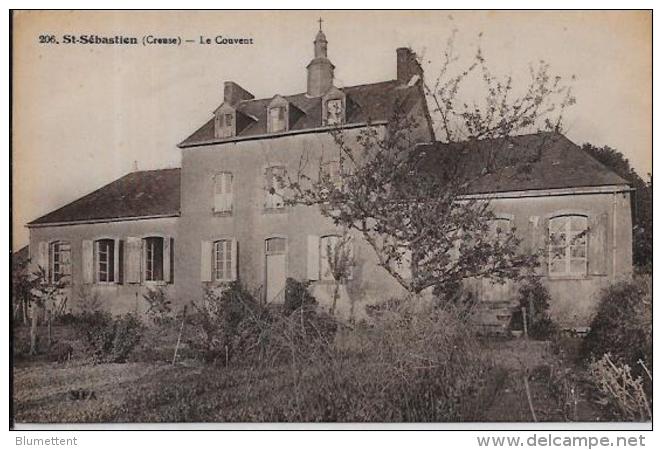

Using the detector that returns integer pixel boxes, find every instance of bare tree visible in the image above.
[28,266,66,355]
[322,232,355,316]
[281,28,575,297]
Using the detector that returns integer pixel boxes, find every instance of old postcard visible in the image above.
[11,10,652,429]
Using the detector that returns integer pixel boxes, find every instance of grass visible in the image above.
[12,328,604,423]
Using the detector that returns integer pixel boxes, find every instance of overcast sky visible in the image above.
[12,10,652,251]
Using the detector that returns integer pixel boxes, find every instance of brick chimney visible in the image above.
[397,47,423,85]
[223,81,254,106]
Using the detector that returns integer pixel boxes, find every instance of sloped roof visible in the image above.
[29,134,629,226]
[179,80,424,147]
[28,168,181,226]
[416,132,630,194]
[12,245,29,266]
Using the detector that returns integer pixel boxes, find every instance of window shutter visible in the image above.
[589,213,609,276]
[163,237,172,283]
[230,239,238,281]
[82,240,93,283]
[200,241,212,282]
[114,238,122,284]
[307,235,320,280]
[125,237,142,283]
[528,216,547,276]
[37,241,48,273]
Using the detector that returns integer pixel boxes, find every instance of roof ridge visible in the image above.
[231,79,400,106]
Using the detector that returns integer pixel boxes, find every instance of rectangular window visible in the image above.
[265,166,285,209]
[49,241,71,284]
[144,237,164,282]
[216,112,234,138]
[214,240,233,281]
[548,215,588,276]
[213,172,233,213]
[95,239,115,283]
[269,107,286,132]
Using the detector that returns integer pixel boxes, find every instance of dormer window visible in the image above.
[326,99,343,125]
[322,87,346,126]
[214,106,236,138]
[269,106,287,133]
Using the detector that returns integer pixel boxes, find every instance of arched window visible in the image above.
[548,215,588,276]
[143,236,164,282]
[49,240,71,284]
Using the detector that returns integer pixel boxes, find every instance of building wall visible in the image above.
[178,124,632,327]
[28,217,178,315]
[469,189,633,327]
[177,127,410,321]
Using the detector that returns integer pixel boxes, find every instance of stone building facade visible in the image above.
[27,28,632,327]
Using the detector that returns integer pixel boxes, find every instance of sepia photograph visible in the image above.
[10,10,652,429]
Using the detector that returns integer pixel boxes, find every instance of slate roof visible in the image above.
[29,134,629,226]
[416,132,630,195]
[28,168,181,226]
[179,80,424,147]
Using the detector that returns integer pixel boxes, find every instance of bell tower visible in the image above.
[306,19,335,97]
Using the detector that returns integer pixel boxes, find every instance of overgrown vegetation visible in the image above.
[74,311,144,364]
[582,277,652,376]
[188,282,270,364]
[511,277,557,340]
[589,353,651,422]
[581,276,652,420]
[142,287,173,326]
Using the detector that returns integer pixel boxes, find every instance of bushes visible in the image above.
[589,353,651,421]
[582,277,652,374]
[117,297,497,422]
[188,282,271,364]
[513,277,558,340]
[142,287,173,326]
[74,311,144,363]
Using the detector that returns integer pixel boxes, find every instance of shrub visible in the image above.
[582,277,652,374]
[142,287,173,326]
[117,298,498,422]
[188,282,270,365]
[282,277,317,315]
[512,277,558,339]
[589,353,651,421]
[74,311,144,363]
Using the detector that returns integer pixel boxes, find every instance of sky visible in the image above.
[12,10,652,251]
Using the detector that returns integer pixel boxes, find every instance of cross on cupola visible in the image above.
[307,19,334,97]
